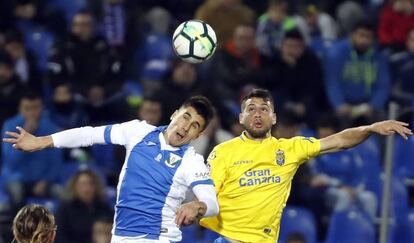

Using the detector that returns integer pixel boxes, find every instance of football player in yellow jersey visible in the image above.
[200,89,412,243]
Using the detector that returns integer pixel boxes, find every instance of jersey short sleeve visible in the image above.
[291,136,321,164]
[182,149,214,188]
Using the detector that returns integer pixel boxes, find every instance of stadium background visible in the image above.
[0,0,414,242]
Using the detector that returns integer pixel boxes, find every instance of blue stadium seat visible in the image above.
[25,198,59,214]
[325,206,375,243]
[352,137,382,203]
[279,206,317,243]
[24,29,55,73]
[135,33,175,82]
[48,0,87,22]
[58,161,106,186]
[0,178,9,205]
[393,136,414,178]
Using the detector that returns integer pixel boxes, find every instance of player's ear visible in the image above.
[170,110,178,120]
[239,113,243,125]
[272,112,277,125]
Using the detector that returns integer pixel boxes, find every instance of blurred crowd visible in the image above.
[1,0,414,242]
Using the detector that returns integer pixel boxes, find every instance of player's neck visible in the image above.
[244,131,271,141]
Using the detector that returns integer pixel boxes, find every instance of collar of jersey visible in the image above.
[239,131,273,144]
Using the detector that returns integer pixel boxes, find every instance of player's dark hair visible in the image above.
[241,89,275,111]
[180,95,214,130]
[13,204,56,243]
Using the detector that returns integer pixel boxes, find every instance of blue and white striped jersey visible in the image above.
[103,120,213,241]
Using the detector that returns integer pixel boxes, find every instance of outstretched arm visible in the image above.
[320,120,412,154]
[3,125,109,152]
[3,127,54,152]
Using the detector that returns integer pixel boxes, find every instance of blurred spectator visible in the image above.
[154,59,205,124]
[378,0,414,52]
[272,106,304,139]
[256,0,304,57]
[136,7,175,94]
[137,95,162,126]
[286,232,307,243]
[47,10,123,105]
[12,204,56,243]
[324,20,390,124]
[191,111,233,158]
[56,170,113,243]
[311,114,378,220]
[210,24,267,125]
[389,28,414,107]
[295,4,338,41]
[265,29,328,128]
[335,1,365,36]
[1,92,63,207]
[0,51,26,127]
[92,216,113,243]
[195,0,256,47]
[48,83,87,129]
[102,0,125,47]
[4,31,42,92]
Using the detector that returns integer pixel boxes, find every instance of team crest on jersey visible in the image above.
[165,153,182,168]
[276,149,285,166]
[207,151,216,161]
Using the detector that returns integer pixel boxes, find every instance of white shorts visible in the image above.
[111,235,178,243]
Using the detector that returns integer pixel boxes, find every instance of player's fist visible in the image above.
[175,201,206,226]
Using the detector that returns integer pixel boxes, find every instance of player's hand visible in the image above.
[175,201,206,227]
[3,126,42,152]
[369,120,412,140]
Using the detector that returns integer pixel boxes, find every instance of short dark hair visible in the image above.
[20,91,42,102]
[241,89,275,110]
[180,95,214,130]
[284,28,304,42]
[352,19,374,33]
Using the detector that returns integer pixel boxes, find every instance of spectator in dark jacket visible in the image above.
[47,10,122,104]
[56,170,113,243]
[265,29,328,127]
[0,51,26,128]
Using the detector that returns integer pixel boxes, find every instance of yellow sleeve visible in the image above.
[206,146,227,192]
[292,137,321,164]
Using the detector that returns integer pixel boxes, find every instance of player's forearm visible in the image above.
[51,126,106,148]
[193,184,219,217]
[334,125,372,150]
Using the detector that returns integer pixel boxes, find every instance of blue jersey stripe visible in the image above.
[104,125,113,144]
[190,179,214,188]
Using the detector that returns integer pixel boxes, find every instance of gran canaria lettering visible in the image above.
[239,169,281,187]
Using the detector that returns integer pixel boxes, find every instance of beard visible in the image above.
[245,125,272,139]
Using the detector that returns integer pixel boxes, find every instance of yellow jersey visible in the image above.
[200,132,320,243]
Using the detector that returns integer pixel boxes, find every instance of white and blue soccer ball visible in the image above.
[172,20,217,64]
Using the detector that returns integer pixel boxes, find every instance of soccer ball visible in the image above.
[172,20,217,64]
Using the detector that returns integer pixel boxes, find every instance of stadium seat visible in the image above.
[24,29,55,73]
[325,206,375,243]
[48,0,87,22]
[25,198,59,214]
[279,206,317,243]
[135,33,175,82]
[393,136,414,178]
